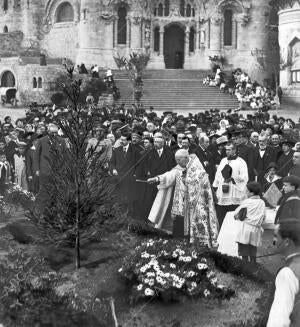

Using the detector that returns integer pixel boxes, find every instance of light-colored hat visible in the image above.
[216,135,228,145]
[293,142,300,151]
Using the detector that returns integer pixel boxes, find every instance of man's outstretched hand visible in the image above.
[147,177,158,184]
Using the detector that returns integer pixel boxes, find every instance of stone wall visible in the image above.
[0,57,65,105]
[278,0,300,103]
[0,31,23,55]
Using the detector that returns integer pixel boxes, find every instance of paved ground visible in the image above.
[0,102,299,123]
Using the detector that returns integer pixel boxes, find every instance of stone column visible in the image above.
[126,18,131,48]
[114,19,118,48]
[159,26,164,56]
[196,20,200,49]
[185,26,190,56]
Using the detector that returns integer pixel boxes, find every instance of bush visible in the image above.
[0,248,104,327]
[51,92,66,106]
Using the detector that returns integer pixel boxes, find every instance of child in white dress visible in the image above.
[234,182,266,263]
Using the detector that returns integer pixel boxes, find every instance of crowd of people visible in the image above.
[203,67,282,111]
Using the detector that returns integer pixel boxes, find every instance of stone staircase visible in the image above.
[114,69,239,112]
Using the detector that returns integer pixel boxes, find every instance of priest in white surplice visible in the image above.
[147,149,219,248]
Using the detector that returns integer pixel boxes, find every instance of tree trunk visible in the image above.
[75,176,81,269]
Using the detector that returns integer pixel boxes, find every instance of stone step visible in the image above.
[102,69,211,80]
[115,75,239,111]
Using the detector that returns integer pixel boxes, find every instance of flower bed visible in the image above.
[119,238,235,303]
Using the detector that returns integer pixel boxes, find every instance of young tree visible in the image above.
[28,70,117,269]
[113,52,150,104]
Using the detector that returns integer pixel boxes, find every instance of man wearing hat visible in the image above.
[277,138,295,178]
[275,175,300,223]
[34,123,67,209]
[212,135,227,169]
[253,134,276,185]
[195,135,215,184]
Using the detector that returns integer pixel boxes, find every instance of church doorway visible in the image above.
[164,24,185,69]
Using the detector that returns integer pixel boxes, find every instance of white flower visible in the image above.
[144,278,150,284]
[140,266,147,273]
[144,288,155,296]
[141,252,150,258]
[187,271,196,278]
[118,267,123,273]
[197,263,208,270]
[147,272,155,277]
[170,263,176,269]
[211,277,218,286]
[137,284,143,291]
[185,256,192,262]
[204,289,211,297]
[191,251,198,259]
[191,282,197,288]
[149,279,155,286]
[156,276,163,284]
[172,252,178,258]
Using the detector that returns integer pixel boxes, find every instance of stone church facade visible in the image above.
[0,0,296,104]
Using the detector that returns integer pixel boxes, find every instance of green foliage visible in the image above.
[27,72,119,268]
[51,92,66,106]
[50,71,107,105]
[209,55,227,68]
[0,248,103,327]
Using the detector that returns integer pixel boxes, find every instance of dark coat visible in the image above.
[142,147,176,218]
[277,151,294,178]
[253,147,276,184]
[26,147,39,193]
[109,144,140,204]
[34,135,67,176]
[238,144,255,181]
[194,145,215,183]
[275,191,300,223]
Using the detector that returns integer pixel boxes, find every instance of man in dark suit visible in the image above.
[109,134,140,216]
[194,135,215,184]
[142,136,176,219]
[34,124,67,209]
[253,134,276,186]
[277,139,295,178]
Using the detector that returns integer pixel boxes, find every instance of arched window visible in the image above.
[186,4,191,17]
[154,26,160,52]
[3,25,8,33]
[158,3,163,16]
[192,8,195,17]
[189,27,195,52]
[164,0,169,16]
[154,7,157,16]
[33,77,37,89]
[56,2,74,23]
[224,9,233,46]
[180,0,185,16]
[117,7,127,45]
[1,71,15,87]
[3,0,8,11]
[38,77,43,88]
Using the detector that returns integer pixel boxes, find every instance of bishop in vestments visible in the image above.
[147,149,219,248]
